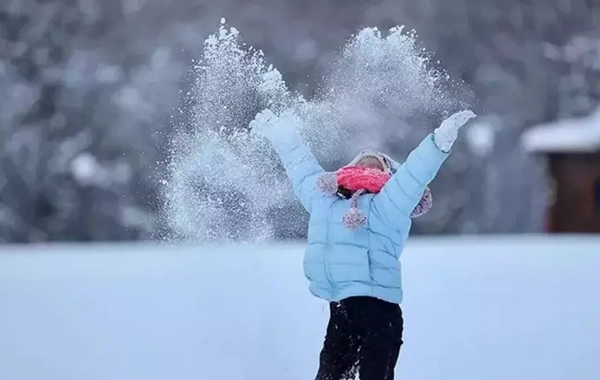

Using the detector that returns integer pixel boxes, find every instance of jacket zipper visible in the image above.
[325,207,334,290]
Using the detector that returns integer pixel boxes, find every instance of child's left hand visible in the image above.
[433,110,476,152]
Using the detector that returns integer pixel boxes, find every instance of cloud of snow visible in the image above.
[162,19,467,243]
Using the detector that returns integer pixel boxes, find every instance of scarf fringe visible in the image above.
[316,171,433,231]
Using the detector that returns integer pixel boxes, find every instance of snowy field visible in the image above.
[1,236,599,380]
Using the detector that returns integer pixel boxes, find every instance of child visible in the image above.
[250,109,476,380]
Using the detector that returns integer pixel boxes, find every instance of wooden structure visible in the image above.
[521,109,600,233]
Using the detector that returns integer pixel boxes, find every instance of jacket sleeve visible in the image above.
[262,126,325,214]
[371,133,449,227]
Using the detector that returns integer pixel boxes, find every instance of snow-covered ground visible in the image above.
[1,236,599,380]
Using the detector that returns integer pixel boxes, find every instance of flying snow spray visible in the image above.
[162,18,466,243]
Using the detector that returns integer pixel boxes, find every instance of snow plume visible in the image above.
[163,20,297,243]
[298,26,462,159]
[163,20,466,243]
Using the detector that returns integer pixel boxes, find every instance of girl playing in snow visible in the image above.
[250,109,475,380]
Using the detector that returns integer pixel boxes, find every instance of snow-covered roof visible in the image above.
[521,107,600,153]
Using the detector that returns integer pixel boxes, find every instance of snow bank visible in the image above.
[1,236,599,380]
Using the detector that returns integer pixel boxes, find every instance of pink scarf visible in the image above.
[317,165,433,230]
[336,166,391,194]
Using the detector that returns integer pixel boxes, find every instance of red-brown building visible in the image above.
[522,109,600,233]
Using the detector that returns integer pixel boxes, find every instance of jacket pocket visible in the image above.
[369,250,401,288]
[304,244,327,283]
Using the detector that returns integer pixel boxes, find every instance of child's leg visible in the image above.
[315,302,360,380]
[358,336,402,380]
[356,298,403,380]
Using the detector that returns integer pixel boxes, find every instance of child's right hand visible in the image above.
[249,109,278,138]
[249,108,303,140]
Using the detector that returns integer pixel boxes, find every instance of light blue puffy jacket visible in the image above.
[264,126,449,305]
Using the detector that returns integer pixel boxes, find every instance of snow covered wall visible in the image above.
[0,236,599,380]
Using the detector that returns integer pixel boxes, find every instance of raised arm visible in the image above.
[250,109,325,214]
[372,110,475,226]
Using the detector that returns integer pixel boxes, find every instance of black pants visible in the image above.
[315,296,404,380]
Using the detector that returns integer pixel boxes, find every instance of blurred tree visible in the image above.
[0,0,175,241]
[0,0,598,241]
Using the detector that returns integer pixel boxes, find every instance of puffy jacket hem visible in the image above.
[309,283,403,305]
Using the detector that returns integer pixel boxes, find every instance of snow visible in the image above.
[466,120,496,156]
[71,152,98,185]
[1,236,599,380]
[521,107,600,153]
[165,22,463,242]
